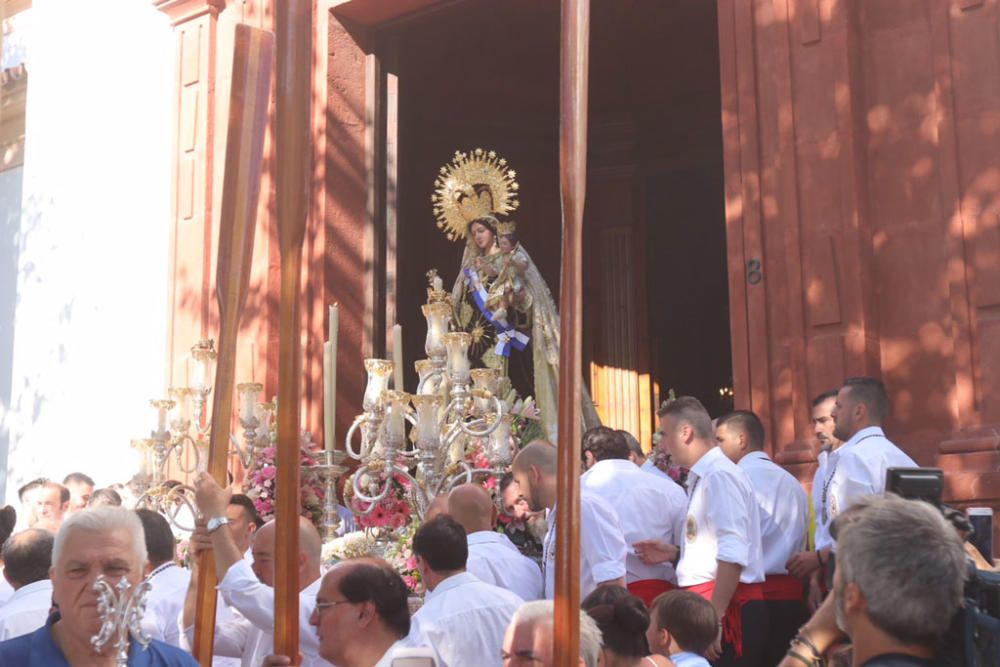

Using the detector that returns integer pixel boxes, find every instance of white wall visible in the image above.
[3,0,174,503]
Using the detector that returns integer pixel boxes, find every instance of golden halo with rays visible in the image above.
[432,148,520,242]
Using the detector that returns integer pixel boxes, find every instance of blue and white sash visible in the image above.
[464,267,531,357]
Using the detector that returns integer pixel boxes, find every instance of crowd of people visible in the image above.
[0,376,990,666]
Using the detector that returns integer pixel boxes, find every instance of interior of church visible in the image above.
[382,0,732,439]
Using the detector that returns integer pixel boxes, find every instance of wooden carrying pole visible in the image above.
[555,0,590,665]
[273,0,312,660]
[192,25,274,666]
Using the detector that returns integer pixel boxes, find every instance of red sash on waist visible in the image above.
[763,574,803,601]
[627,579,675,607]
[686,580,765,657]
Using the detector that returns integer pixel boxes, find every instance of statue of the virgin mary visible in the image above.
[432,148,600,442]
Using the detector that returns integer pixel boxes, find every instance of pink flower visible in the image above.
[484,476,498,491]
[402,575,417,591]
[405,555,418,571]
[390,512,408,529]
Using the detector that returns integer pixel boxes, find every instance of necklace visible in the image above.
[820,432,880,524]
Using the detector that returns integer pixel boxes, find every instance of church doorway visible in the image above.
[383,0,731,450]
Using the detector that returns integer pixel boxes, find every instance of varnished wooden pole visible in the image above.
[273,0,312,661]
[555,1,589,665]
[192,25,273,666]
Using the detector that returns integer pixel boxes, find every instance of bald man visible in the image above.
[182,473,329,666]
[448,484,543,601]
[512,441,627,600]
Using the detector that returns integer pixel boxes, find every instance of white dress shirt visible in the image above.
[407,571,523,667]
[466,531,543,601]
[812,449,833,551]
[738,451,809,575]
[821,427,916,550]
[0,579,52,640]
[142,562,191,647]
[373,640,411,666]
[671,651,711,667]
[543,492,627,600]
[183,559,328,667]
[640,457,676,483]
[581,458,688,584]
[0,573,14,606]
[676,447,764,587]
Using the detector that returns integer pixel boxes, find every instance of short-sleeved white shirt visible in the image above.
[738,451,809,574]
[581,458,688,584]
[676,447,765,587]
[543,492,627,600]
[821,427,916,550]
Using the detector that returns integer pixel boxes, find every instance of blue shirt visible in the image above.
[0,613,198,666]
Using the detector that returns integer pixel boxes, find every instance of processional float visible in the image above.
[123,0,590,664]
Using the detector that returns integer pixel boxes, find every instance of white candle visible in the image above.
[392,324,404,390]
[326,304,339,451]
[324,342,335,451]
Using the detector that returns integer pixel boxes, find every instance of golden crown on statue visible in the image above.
[496,220,517,236]
[432,148,519,242]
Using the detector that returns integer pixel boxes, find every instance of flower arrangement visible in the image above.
[322,530,376,564]
[383,521,422,593]
[243,438,327,527]
[344,468,413,530]
[175,538,193,569]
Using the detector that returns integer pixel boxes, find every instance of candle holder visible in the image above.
[90,575,151,667]
[232,382,265,469]
[309,449,349,540]
[363,359,394,412]
[443,331,472,385]
[422,302,452,366]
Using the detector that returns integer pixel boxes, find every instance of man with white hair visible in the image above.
[0,506,198,665]
[502,600,603,667]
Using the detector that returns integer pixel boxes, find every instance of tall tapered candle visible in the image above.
[324,304,339,452]
[392,324,404,390]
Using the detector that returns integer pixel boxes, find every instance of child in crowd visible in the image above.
[647,590,719,667]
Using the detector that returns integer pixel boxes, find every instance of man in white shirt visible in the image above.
[226,494,263,560]
[580,426,687,607]
[0,529,54,640]
[636,397,765,667]
[265,557,412,667]
[786,390,843,610]
[823,377,917,550]
[511,441,627,600]
[447,483,543,601]
[715,410,809,665]
[137,509,192,648]
[407,515,523,666]
[182,473,330,666]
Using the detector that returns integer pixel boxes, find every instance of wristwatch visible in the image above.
[206,516,230,533]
